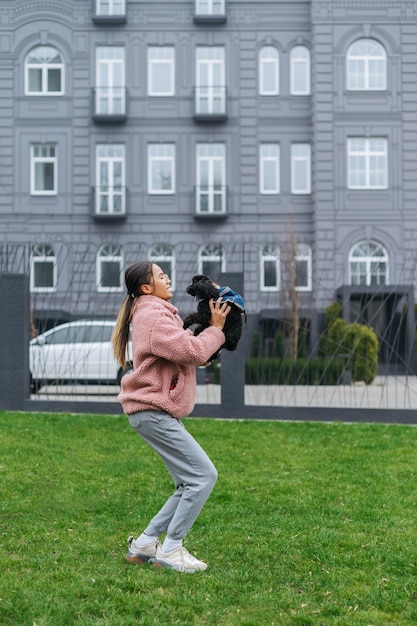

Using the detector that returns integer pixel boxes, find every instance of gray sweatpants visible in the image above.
[128,410,218,540]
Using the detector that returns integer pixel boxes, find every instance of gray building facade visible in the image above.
[1,0,416,369]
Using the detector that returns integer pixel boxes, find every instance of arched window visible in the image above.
[25,45,64,95]
[96,244,123,292]
[346,39,387,91]
[198,244,225,281]
[30,244,57,292]
[261,244,280,291]
[259,46,279,95]
[290,46,310,95]
[149,244,176,290]
[295,244,312,291]
[348,241,388,286]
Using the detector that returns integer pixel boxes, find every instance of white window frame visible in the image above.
[148,47,175,97]
[196,143,226,214]
[198,244,225,279]
[348,241,389,286]
[346,39,387,91]
[96,145,126,215]
[259,46,279,96]
[195,0,225,15]
[291,143,311,194]
[96,0,126,16]
[196,47,226,115]
[30,244,57,293]
[290,46,310,95]
[96,47,125,115]
[96,244,123,293]
[347,138,388,190]
[31,144,57,196]
[261,245,280,292]
[295,244,312,292]
[149,244,176,291]
[260,144,280,194]
[25,46,64,96]
[148,144,175,194]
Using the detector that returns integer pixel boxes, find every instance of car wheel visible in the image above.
[117,363,133,385]
[30,372,42,394]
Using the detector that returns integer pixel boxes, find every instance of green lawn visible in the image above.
[1,411,417,626]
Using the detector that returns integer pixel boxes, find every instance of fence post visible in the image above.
[0,274,30,409]
[218,272,245,418]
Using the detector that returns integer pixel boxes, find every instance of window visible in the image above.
[96,145,125,214]
[349,241,388,286]
[25,46,64,95]
[347,138,388,189]
[148,47,175,96]
[347,39,387,91]
[96,244,123,291]
[196,47,226,114]
[196,144,226,213]
[259,46,279,95]
[291,144,311,194]
[290,46,310,95]
[260,144,280,194]
[148,144,175,194]
[149,244,176,290]
[31,144,57,195]
[295,244,312,291]
[198,244,224,280]
[96,0,125,15]
[195,0,225,15]
[261,245,280,291]
[96,47,125,115]
[30,244,57,292]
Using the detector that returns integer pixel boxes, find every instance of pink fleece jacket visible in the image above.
[118,295,225,419]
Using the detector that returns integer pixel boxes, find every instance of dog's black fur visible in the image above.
[183,274,245,363]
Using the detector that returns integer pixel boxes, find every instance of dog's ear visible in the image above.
[187,274,209,296]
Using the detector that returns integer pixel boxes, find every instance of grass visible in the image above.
[1,411,417,626]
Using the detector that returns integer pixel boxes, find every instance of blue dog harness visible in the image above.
[197,285,247,321]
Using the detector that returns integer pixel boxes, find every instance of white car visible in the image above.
[29,320,132,392]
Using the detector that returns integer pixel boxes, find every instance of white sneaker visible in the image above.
[125,535,158,564]
[153,545,208,573]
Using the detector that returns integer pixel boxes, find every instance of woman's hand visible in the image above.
[209,298,232,331]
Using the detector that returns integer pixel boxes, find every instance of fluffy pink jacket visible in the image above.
[118,295,225,419]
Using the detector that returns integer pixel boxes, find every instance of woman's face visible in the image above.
[146,264,172,301]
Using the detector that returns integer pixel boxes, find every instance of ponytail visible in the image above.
[112,296,135,369]
[111,261,154,369]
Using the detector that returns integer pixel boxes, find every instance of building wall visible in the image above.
[0,0,416,351]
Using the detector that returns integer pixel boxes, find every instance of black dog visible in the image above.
[183,274,246,363]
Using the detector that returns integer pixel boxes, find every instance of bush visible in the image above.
[327,318,379,384]
[324,301,343,332]
[245,357,346,385]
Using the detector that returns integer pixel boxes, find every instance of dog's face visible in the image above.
[186,274,220,299]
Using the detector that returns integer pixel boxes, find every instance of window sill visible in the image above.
[92,15,127,25]
[92,213,127,223]
[194,113,228,123]
[193,14,227,25]
[194,212,228,221]
[92,113,127,124]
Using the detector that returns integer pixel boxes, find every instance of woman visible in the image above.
[112,261,230,573]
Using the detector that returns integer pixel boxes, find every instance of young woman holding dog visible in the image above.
[112,261,231,573]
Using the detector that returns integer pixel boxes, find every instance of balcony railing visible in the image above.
[194,86,227,122]
[92,186,127,220]
[92,0,127,24]
[92,87,127,123]
[195,185,228,218]
[194,0,226,24]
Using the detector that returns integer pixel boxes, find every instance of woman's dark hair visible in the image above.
[112,261,154,368]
